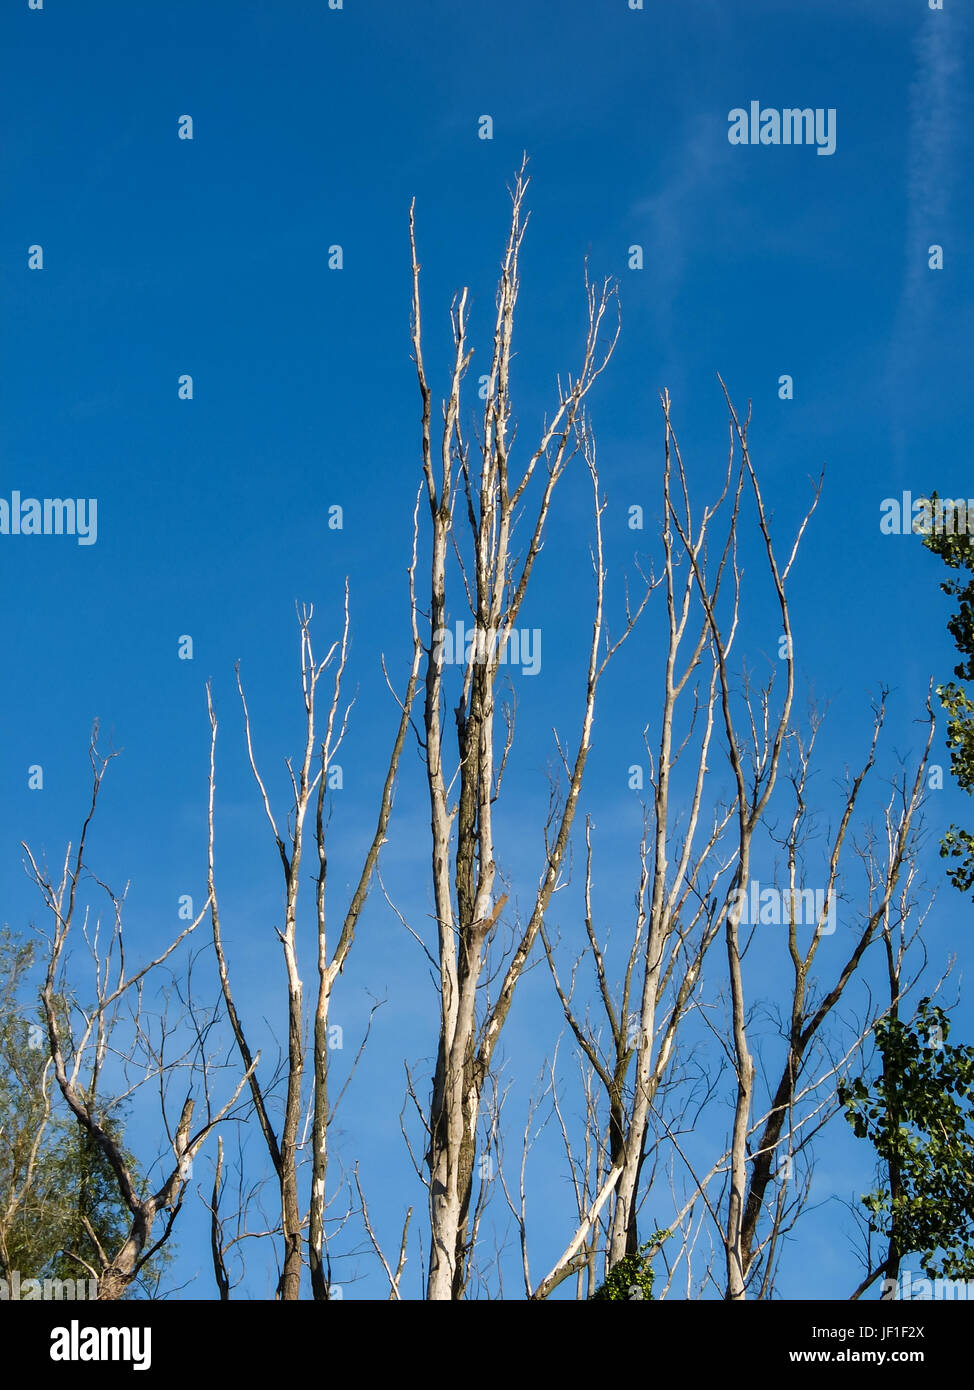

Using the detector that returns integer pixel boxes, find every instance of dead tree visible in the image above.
[658,390,936,1298]
[530,386,938,1301]
[408,162,650,1299]
[23,726,252,1301]
[208,587,422,1298]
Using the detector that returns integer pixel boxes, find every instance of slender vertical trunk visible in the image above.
[724,859,753,1301]
[278,923,304,1300]
[309,983,330,1300]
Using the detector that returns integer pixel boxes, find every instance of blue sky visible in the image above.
[1,0,972,1300]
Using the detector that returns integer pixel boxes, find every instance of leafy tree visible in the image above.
[921,502,974,894]
[839,999,974,1283]
[47,1106,167,1294]
[0,925,61,1276]
[0,926,171,1296]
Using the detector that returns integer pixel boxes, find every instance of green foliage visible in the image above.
[590,1230,670,1301]
[922,503,974,894]
[0,927,62,1274]
[47,1111,151,1292]
[838,999,974,1280]
[0,926,171,1296]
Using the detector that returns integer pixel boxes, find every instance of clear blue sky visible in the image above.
[1,0,971,1299]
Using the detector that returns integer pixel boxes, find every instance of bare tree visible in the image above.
[408,163,651,1299]
[23,727,252,1300]
[207,576,422,1298]
[11,170,949,1306]
[523,384,938,1302]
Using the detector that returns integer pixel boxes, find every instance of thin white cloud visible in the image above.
[889,8,967,463]
[628,116,730,384]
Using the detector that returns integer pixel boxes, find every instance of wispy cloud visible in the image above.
[889,8,967,464]
[628,115,730,383]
